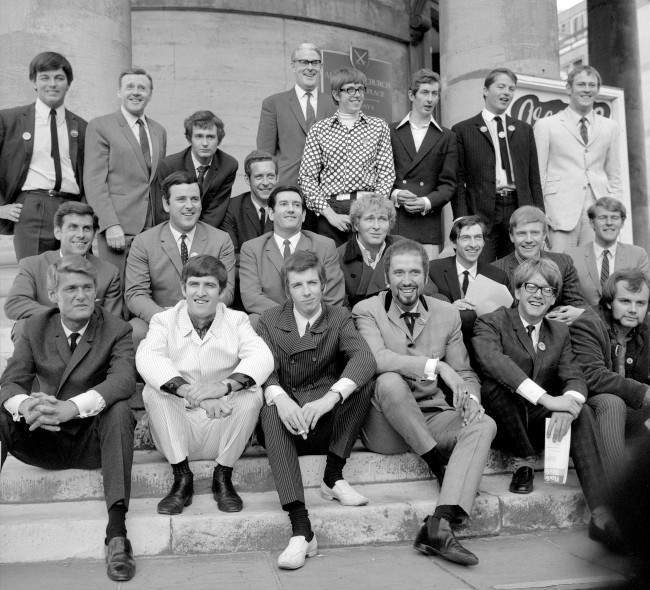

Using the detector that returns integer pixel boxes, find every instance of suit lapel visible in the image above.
[160,223,183,276]
[263,234,284,274]
[386,296,413,340]
[244,194,263,234]
[558,109,583,145]
[505,115,517,142]
[584,246,600,296]
[191,223,208,256]
[442,259,463,302]
[273,303,317,355]
[64,110,81,177]
[117,111,148,176]
[394,123,417,161]
[288,90,308,136]
[57,313,98,393]
[146,118,161,181]
[409,126,444,170]
[533,321,553,381]
[22,106,36,165]
[508,308,537,361]
[473,113,495,153]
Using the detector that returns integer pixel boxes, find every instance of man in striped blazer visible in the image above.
[255,250,376,571]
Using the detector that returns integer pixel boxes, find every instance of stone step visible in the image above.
[0,473,589,564]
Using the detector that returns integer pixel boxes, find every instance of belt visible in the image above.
[24,189,81,199]
[495,188,517,197]
[331,191,358,202]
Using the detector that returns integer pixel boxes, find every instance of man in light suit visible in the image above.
[452,68,544,262]
[0,52,86,260]
[136,255,273,515]
[390,69,457,259]
[256,43,334,186]
[5,201,122,340]
[125,171,235,347]
[153,110,237,228]
[0,255,137,581]
[353,239,496,567]
[84,68,167,274]
[239,185,345,323]
[534,65,622,252]
[566,197,649,306]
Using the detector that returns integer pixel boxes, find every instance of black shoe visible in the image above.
[413,516,479,566]
[509,466,534,494]
[105,536,136,581]
[157,472,194,515]
[212,465,243,512]
[589,518,625,554]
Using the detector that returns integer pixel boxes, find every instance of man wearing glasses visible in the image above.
[257,43,334,186]
[299,67,395,246]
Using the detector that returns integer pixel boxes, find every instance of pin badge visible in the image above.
[22,132,31,141]
[626,357,633,365]
[538,342,546,351]
[498,131,506,138]
[70,130,79,138]
[508,125,515,132]
[479,126,488,133]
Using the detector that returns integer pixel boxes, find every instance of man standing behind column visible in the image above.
[84,68,167,274]
[452,68,543,262]
[0,52,86,260]
[534,65,622,252]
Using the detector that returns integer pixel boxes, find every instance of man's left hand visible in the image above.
[200,397,233,419]
[402,197,427,213]
[184,382,229,408]
[302,393,338,431]
[546,411,574,442]
[27,398,79,431]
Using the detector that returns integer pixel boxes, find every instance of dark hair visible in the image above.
[484,67,517,88]
[383,238,429,281]
[330,67,367,104]
[409,68,441,94]
[183,110,225,144]
[267,185,305,211]
[282,250,325,295]
[513,258,562,292]
[509,206,548,234]
[181,254,228,291]
[161,170,198,202]
[47,255,97,291]
[587,197,627,221]
[243,150,277,177]
[567,64,602,88]
[53,202,98,232]
[449,215,487,243]
[118,67,153,91]
[601,269,650,307]
[29,52,73,83]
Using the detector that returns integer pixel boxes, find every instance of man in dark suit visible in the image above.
[153,110,237,228]
[255,250,376,570]
[0,255,137,581]
[0,52,86,260]
[220,150,276,254]
[5,201,122,339]
[452,68,544,262]
[390,69,457,258]
[256,43,334,185]
[84,68,167,274]
[473,257,620,551]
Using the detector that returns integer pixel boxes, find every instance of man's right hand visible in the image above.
[395,190,418,205]
[540,394,582,418]
[322,207,351,232]
[105,224,126,251]
[452,298,476,312]
[0,203,23,222]
[274,394,309,439]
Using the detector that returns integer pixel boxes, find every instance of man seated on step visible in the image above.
[473,258,620,550]
[255,250,375,570]
[136,255,273,514]
[5,201,122,340]
[0,255,137,582]
[352,238,496,567]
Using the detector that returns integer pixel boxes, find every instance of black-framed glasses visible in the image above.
[340,85,366,96]
[523,282,556,297]
[293,59,322,68]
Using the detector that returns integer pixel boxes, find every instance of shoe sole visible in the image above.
[508,486,534,494]
[320,488,369,506]
[278,548,318,570]
[413,542,478,566]
[157,496,193,515]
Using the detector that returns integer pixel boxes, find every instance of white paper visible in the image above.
[543,417,571,484]
[464,274,514,316]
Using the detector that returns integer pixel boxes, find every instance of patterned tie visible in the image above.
[579,117,589,145]
[196,165,209,192]
[400,311,420,336]
[303,321,311,338]
[180,234,188,266]
[283,239,291,259]
[305,91,316,128]
[461,270,470,297]
[69,332,80,353]
[136,118,152,173]
[259,207,266,235]
[495,116,513,184]
[50,109,62,191]
[601,249,610,285]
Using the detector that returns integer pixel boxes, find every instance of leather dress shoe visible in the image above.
[277,535,318,569]
[212,466,243,512]
[414,515,478,566]
[509,466,534,494]
[157,472,194,515]
[320,480,369,506]
[105,536,136,581]
[589,518,625,554]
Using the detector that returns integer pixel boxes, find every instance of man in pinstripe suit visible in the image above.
[255,250,376,570]
[135,255,273,515]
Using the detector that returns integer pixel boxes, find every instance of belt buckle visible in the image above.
[336,193,351,201]
[47,189,57,198]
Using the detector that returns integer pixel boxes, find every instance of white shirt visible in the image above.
[120,106,153,152]
[169,225,197,256]
[191,152,212,179]
[22,98,79,194]
[593,241,618,278]
[481,108,515,190]
[566,107,595,141]
[273,232,301,256]
[295,84,318,121]
[456,260,478,294]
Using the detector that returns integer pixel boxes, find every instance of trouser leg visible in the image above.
[588,394,627,484]
[143,386,191,465]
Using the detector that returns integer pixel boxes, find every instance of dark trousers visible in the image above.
[258,382,373,506]
[480,195,516,263]
[0,400,135,509]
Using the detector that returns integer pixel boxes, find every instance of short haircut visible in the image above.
[601,269,650,306]
[53,201,98,231]
[29,52,73,83]
[330,67,367,104]
[183,110,225,144]
[118,67,153,91]
[267,185,305,211]
[567,64,602,88]
[282,250,326,295]
[513,258,562,292]
[181,254,228,291]
[291,42,322,61]
[509,206,548,234]
[409,68,441,94]
[243,149,277,177]
[587,197,627,220]
[449,215,487,243]
[350,194,396,231]
[384,238,429,280]
[47,255,97,292]
[484,67,517,88]
[161,170,198,202]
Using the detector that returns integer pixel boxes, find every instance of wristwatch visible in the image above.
[329,388,343,404]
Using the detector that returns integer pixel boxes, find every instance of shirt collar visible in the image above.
[396,112,443,133]
[294,84,317,100]
[593,241,617,260]
[395,300,420,315]
[356,237,386,266]
[60,318,89,339]
[481,108,505,125]
[36,98,65,121]
[293,304,322,333]
[169,224,197,245]
[191,152,212,171]
[333,110,367,126]
[456,259,478,279]
[566,106,594,125]
[519,314,542,332]
[273,232,301,252]
[121,106,146,128]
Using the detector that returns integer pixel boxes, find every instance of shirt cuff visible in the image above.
[228,372,256,390]
[331,377,357,401]
[3,394,30,421]
[69,390,106,418]
[516,378,546,405]
[424,358,438,381]
[421,197,431,215]
[391,189,400,205]
[265,385,288,406]
[564,390,586,404]
[161,376,190,397]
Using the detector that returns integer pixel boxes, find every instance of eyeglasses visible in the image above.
[522,282,556,297]
[339,86,366,96]
[293,59,322,68]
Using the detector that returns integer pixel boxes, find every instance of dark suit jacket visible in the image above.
[569,307,648,409]
[152,146,238,228]
[390,120,457,244]
[0,307,135,434]
[0,103,86,234]
[255,301,375,404]
[220,191,273,253]
[473,306,587,400]
[451,113,544,229]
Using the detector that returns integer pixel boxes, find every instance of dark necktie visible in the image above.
[305,91,316,128]
[525,324,535,341]
[136,118,152,174]
[601,249,610,284]
[495,116,513,185]
[259,207,266,235]
[69,332,80,353]
[401,311,420,335]
[180,234,188,266]
[579,117,589,145]
[283,239,291,259]
[50,109,62,192]
[461,270,470,297]
[303,321,311,338]
[196,165,209,192]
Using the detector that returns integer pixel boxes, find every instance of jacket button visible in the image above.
[419,181,424,186]
[291,359,295,364]
[351,274,357,278]
[312,357,317,362]
[407,343,414,348]
[402,180,407,184]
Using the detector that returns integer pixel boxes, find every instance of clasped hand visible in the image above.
[181,382,229,409]
[438,361,484,427]
[275,393,338,439]
[19,392,79,432]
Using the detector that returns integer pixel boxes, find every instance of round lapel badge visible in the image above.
[626,357,633,365]
[479,126,488,133]
[498,131,506,138]
[508,125,515,132]
[70,129,79,138]
[537,342,546,351]
[22,132,32,141]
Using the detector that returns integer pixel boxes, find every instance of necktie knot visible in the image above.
[69,332,80,353]
[525,324,535,338]
[283,239,291,259]
[136,118,144,126]
[400,311,420,336]
[50,108,57,119]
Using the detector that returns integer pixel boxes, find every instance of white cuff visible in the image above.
[390,189,400,204]
[264,385,288,406]
[331,378,357,401]
[563,390,586,404]
[3,394,30,421]
[516,378,546,405]
[69,390,106,418]
[421,197,431,215]
[424,358,438,381]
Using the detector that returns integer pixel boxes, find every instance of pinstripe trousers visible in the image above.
[143,386,263,466]
[259,382,374,506]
